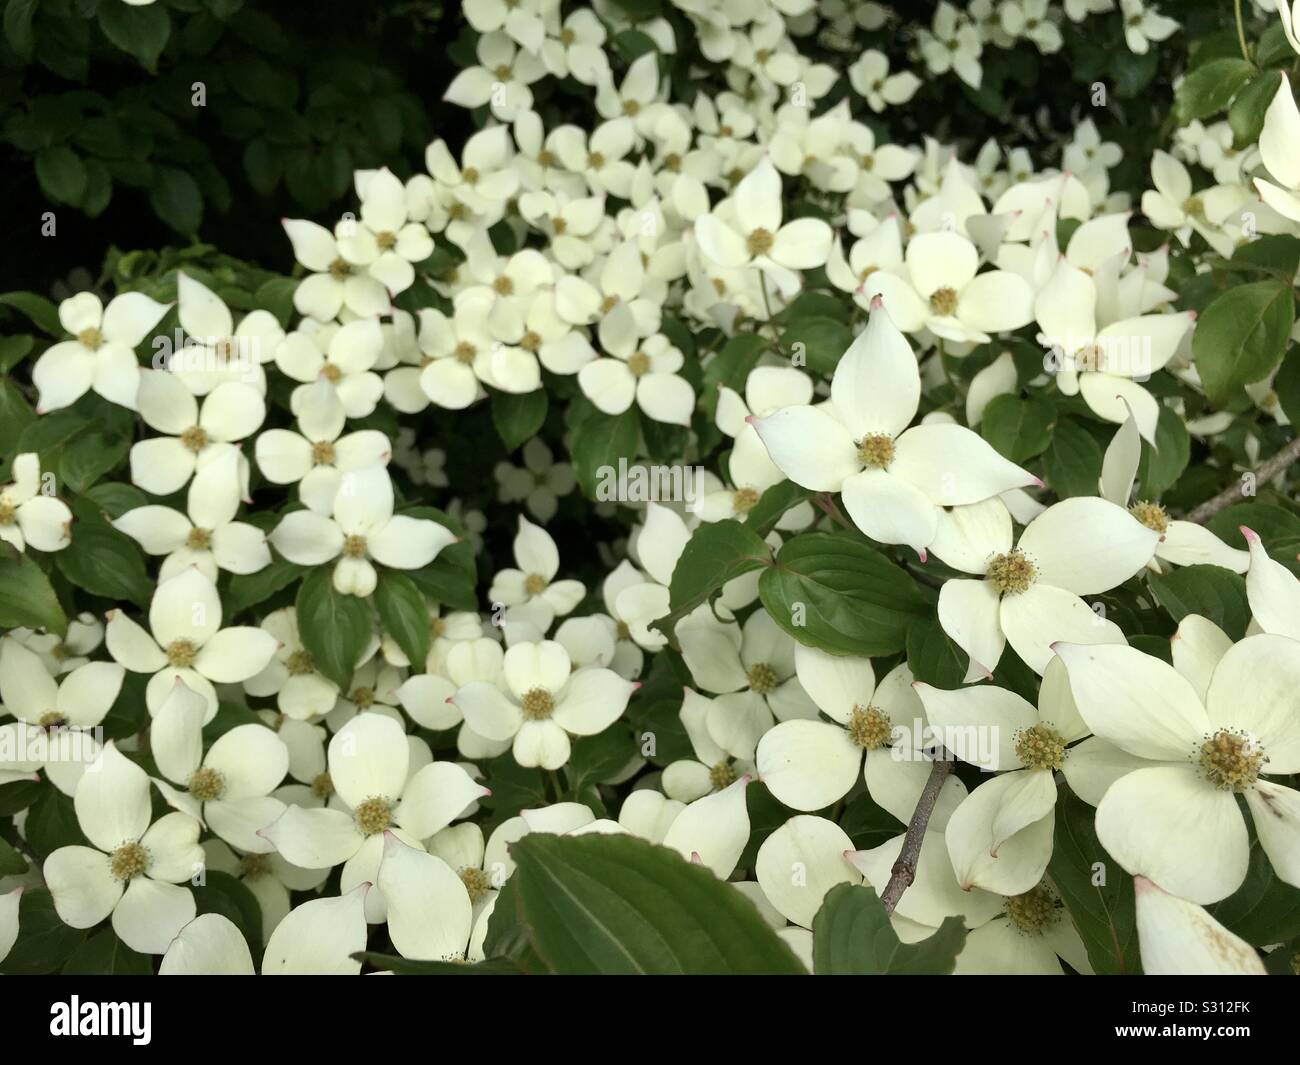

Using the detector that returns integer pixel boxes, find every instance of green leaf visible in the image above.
[23,785,87,858]
[295,567,373,689]
[0,291,63,336]
[906,616,967,688]
[35,146,87,207]
[508,832,806,974]
[1174,58,1256,123]
[0,835,28,876]
[980,394,1056,462]
[1192,281,1295,403]
[491,388,548,452]
[1136,405,1190,500]
[225,557,305,618]
[62,929,153,975]
[1232,70,1284,147]
[1231,233,1300,278]
[55,523,152,608]
[0,377,36,463]
[744,480,811,537]
[1042,417,1103,498]
[780,315,853,376]
[572,407,640,498]
[759,533,929,656]
[374,570,431,670]
[99,0,171,70]
[1148,564,1251,639]
[0,889,86,975]
[4,0,38,59]
[652,520,770,640]
[702,333,767,395]
[58,429,130,493]
[150,168,203,235]
[1047,786,1140,974]
[194,870,263,951]
[1209,835,1300,946]
[811,883,967,974]
[0,545,67,636]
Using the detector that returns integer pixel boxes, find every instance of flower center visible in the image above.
[322,363,342,383]
[1129,500,1169,534]
[746,227,775,256]
[454,341,477,364]
[986,549,1036,596]
[846,705,891,749]
[520,687,555,720]
[0,500,16,525]
[1004,883,1059,935]
[312,440,337,465]
[286,648,314,675]
[328,258,352,280]
[856,433,895,469]
[746,662,778,695]
[180,426,209,453]
[732,487,760,514]
[429,616,447,638]
[1014,723,1066,771]
[524,572,548,596]
[238,852,271,879]
[588,151,606,170]
[186,526,212,551]
[708,761,737,791]
[460,166,480,186]
[78,327,104,349]
[1182,195,1204,219]
[375,231,397,250]
[623,99,640,116]
[166,639,199,669]
[38,711,67,729]
[493,64,512,81]
[615,619,631,640]
[110,841,149,881]
[342,534,368,559]
[492,275,514,296]
[354,796,393,835]
[663,152,681,171]
[460,866,492,903]
[519,330,542,352]
[351,686,375,709]
[188,766,225,802]
[627,351,651,376]
[311,771,334,799]
[929,286,959,316]
[1198,730,1266,792]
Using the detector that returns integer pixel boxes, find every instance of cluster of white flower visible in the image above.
[2,0,1298,977]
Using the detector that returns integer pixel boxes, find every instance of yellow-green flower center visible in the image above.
[1004,882,1059,935]
[351,686,375,709]
[1198,730,1266,792]
[929,286,959,316]
[312,440,337,465]
[188,766,225,801]
[1129,500,1169,534]
[354,796,393,835]
[856,433,895,469]
[328,257,352,280]
[987,549,1036,596]
[732,487,760,514]
[311,771,333,799]
[180,426,209,453]
[520,687,555,720]
[846,704,891,749]
[746,227,775,256]
[342,534,368,559]
[238,852,271,879]
[375,230,397,251]
[78,327,104,349]
[460,866,492,903]
[747,662,779,695]
[1015,723,1066,771]
[286,648,314,676]
[166,639,199,669]
[627,351,651,376]
[110,841,149,881]
[0,500,15,525]
[186,526,212,551]
[709,761,737,791]
[524,572,548,596]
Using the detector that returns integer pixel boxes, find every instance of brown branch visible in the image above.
[879,755,954,915]
[1183,434,1300,525]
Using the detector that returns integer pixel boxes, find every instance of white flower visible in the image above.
[540,8,610,85]
[595,51,662,123]
[1280,0,1300,55]
[105,566,279,720]
[465,0,547,56]
[44,743,203,954]
[751,301,1038,558]
[282,219,389,321]
[1135,877,1266,974]
[694,157,834,299]
[578,332,694,425]
[269,465,457,597]
[0,453,71,553]
[935,495,1161,677]
[493,438,576,523]
[999,0,1062,52]
[242,607,341,721]
[1055,635,1300,904]
[260,714,489,921]
[756,815,862,930]
[1253,74,1300,224]
[918,2,983,89]
[453,640,635,770]
[171,272,283,395]
[150,681,290,854]
[1119,0,1178,54]
[1242,526,1300,640]
[256,377,391,515]
[275,317,386,419]
[128,371,262,496]
[848,49,921,113]
[443,31,547,121]
[488,515,586,630]
[914,659,1087,894]
[262,885,370,974]
[335,169,435,296]
[1140,149,1247,255]
[114,449,271,582]
[31,291,169,412]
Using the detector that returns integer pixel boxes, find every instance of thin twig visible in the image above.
[879,756,953,915]
[1183,434,1300,524]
